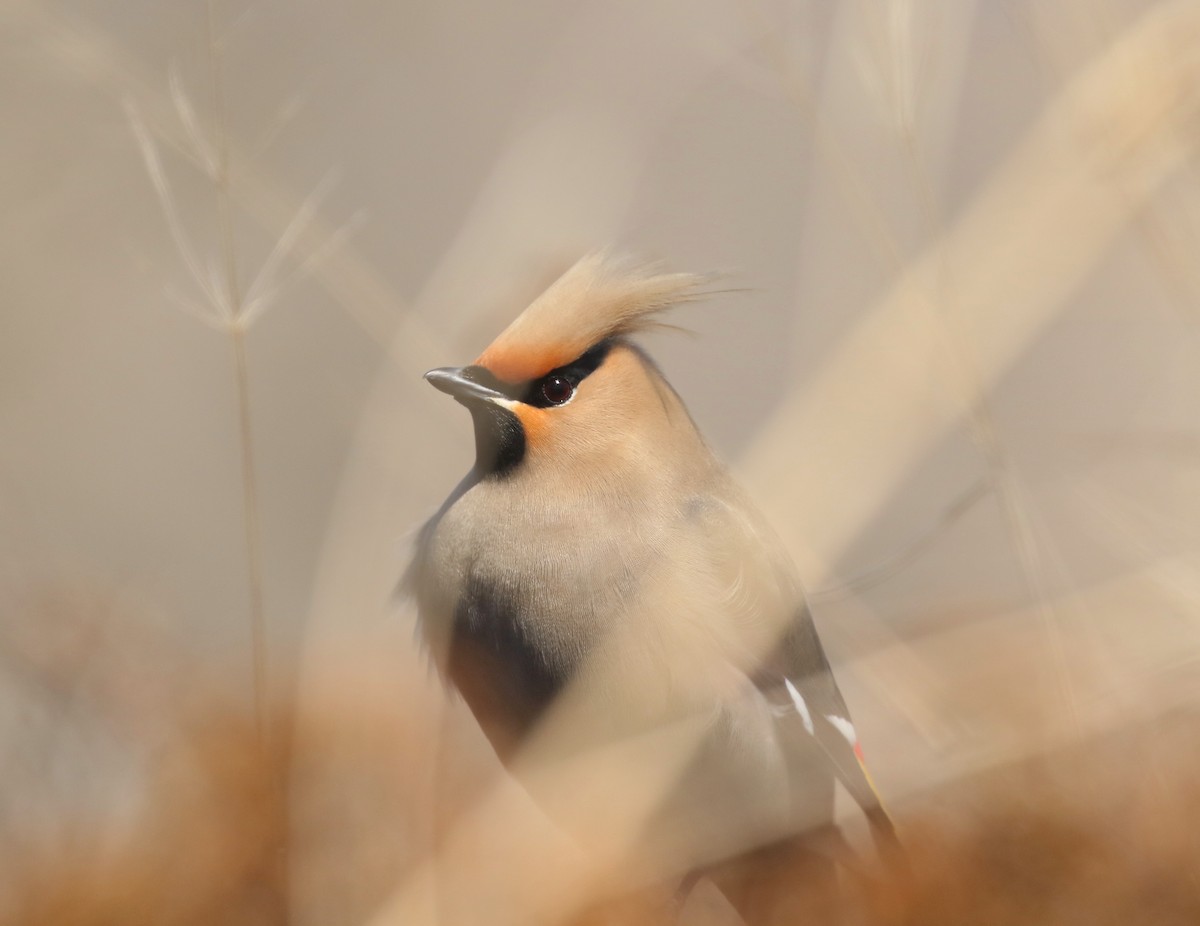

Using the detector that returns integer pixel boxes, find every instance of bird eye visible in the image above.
[540,374,574,406]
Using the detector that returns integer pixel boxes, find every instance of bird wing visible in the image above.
[756,619,899,852]
[691,485,898,850]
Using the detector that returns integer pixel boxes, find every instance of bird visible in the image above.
[405,253,898,923]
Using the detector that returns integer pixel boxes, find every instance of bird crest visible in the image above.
[475,253,710,383]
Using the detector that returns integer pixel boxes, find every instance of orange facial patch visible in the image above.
[511,404,551,443]
[475,341,578,385]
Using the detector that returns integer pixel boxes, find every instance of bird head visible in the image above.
[425,254,711,479]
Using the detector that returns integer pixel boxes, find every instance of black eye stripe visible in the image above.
[460,340,615,409]
[567,338,614,378]
[523,339,613,408]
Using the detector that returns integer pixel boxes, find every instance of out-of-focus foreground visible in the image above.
[4,0,1200,923]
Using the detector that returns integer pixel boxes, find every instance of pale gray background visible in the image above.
[3,4,1200,907]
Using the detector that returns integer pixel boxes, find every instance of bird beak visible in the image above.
[424,367,510,404]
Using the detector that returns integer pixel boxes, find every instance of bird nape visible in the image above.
[406,253,899,924]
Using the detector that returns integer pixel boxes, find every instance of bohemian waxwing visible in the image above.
[406,254,897,921]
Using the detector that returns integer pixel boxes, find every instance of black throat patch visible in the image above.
[469,404,526,475]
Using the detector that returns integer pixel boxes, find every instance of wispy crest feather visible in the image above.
[476,252,710,383]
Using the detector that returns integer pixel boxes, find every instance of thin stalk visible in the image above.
[231,323,268,734]
[207,0,267,739]
[206,8,286,922]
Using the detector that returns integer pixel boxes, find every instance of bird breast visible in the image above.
[417,468,802,739]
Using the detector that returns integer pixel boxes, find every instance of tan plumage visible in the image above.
[475,252,708,382]
[407,254,897,921]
